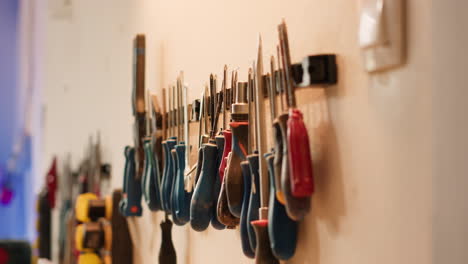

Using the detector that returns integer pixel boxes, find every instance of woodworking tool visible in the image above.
[251,35,279,264]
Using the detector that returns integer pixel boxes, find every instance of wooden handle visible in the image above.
[252,220,279,264]
[159,219,177,264]
[211,136,227,230]
[226,122,249,217]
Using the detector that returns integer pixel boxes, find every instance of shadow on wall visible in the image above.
[290,67,347,263]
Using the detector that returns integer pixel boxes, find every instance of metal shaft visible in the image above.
[255,35,269,219]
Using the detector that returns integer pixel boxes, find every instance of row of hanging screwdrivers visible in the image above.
[119,20,317,264]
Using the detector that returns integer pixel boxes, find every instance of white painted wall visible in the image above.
[43,0,434,263]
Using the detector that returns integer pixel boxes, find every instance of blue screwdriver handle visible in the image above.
[246,154,260,251]
[211,136,226,230]
[240,161,255,258]
[190,143,218,231]
[266,153,297,260]
[170,147,183,226]
[121,147,142,217]
[142,139,163,211]
[119,147,130,214]
[173,143,191,225]
[161,138,177,213]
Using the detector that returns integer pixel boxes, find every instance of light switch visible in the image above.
[359,0,405,73]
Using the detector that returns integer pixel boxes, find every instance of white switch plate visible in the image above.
[359,0,406,73]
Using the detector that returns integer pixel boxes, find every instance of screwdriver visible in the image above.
[142,91,163,211]
[191,74,223,231]
[160,85,177,214]
[251,35,279,264]
[172,72,191,225]
[212,67,228,230]
[240,68,256,258]
[225,79,249,218]
[216,71,239,228]
[277,30,310,221]
[279,20,315,197]
[265,67,297,260]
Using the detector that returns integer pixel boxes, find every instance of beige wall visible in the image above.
[43,0,432,263]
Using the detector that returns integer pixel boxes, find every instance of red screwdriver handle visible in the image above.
[287,108,314,197]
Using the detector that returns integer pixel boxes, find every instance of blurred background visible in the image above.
[0,0,467,264]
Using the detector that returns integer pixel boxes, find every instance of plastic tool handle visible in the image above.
[119,147,130,214]
[122,147,143,217]
[272,116,286,204]
[159,219,177,264]
[161,138,177,212]
[240,161,255,258]
[173,143,191,225]
[218,130,232,181]
[226,122,249,217]
[266,153,297,260]
[191,143,218,231]
[251,220,279,264]
[216,155,239,228]
[170,148,184,225]
[279,117,310,221]
[142,139,162,211]
[288,109,314,197]
[246,154,261,251]
[212,136,226,230]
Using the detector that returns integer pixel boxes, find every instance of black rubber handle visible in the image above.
[159,218,177,264]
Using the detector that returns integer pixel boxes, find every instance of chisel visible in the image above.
[216,71,239,228]
[280,21,315,197]
[172,73,191,225]
[191,75,223,231]
[251,35,279,264]
[277,23,310,220]
[240,69,256,258]
[265,69,297,260]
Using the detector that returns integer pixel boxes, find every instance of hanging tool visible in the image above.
[172,72,191,225]
[120,146,142,217]
[216,70,238,228]
[225,79,249,218]
[120,34,146,217]
[161,85,178,214]
[142,91,163,211]
[169,81,185,226]
[37,157,57,260]
[212,66,229,230]
[240,69,256,258]
[159,214,177,264]
[251,35,279,264]
[265,68,298,260]
[191,74,223,231]
[277,24,310,221]
[280,20,315,198]
[193,85,211,185]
